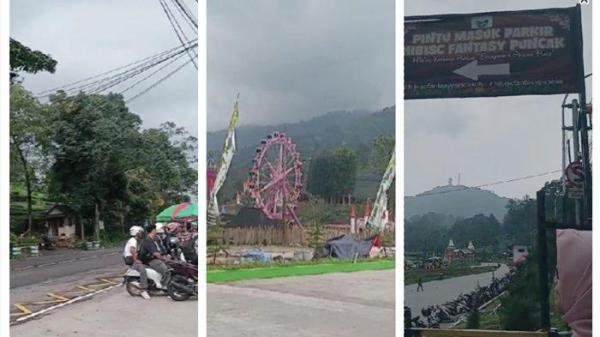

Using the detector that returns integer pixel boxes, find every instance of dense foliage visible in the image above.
[9,41,197,238]
[10,38,57,83]
[208,107,395,201]
[307,148,358,201]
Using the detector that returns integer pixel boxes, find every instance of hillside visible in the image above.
[208,107,395,201]
[404,184,510,220]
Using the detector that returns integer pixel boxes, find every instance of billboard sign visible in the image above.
[405,6,584,99]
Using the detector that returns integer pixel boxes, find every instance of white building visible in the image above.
[513,245,529,264]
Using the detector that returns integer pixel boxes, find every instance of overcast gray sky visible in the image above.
[10,0,198,137]
[404,0,592,198]
[208,0,395,131]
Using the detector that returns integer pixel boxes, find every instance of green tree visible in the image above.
[9,40,57,234]
[10,84,52,234]
[306,148,357,202]
[404,212,457,255]
[466,307,480,329]
[368,136,394,174]
[10,38,57,83]
[449,213,501,251]
[47,92,143,240]
[369,136,395,211]
[502,197,537,245]
[140,123,197,198]
[331,148,358,198]
[306,197,328,248]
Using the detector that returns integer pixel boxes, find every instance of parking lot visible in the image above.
[208,269,395,337]
[10,287,197,337]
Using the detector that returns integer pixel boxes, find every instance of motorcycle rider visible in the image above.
[124,226,150,300]
[141,224,171,286]
[154,223,170,257]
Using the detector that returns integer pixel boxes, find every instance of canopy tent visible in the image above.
[155,202,198,222]
[314,234,377,260]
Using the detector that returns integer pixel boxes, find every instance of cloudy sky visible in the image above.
[10,0,198,137]
[404,0,592,198]
[208,0,395,131]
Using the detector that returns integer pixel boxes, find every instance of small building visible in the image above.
[513,244,529,264]
[444,239,476,264]
[45,204,79,240]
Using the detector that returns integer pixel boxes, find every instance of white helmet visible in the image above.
[156,223,165,234]
[129,226,144,237]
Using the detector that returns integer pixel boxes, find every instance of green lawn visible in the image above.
[207,259,395,283]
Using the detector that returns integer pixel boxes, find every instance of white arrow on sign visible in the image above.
[453,60,510,81]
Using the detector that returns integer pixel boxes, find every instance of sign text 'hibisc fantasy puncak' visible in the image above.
[405,6,585,99]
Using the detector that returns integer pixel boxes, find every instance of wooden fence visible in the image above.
[222,224,394,246]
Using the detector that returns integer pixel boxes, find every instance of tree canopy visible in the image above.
[306,148,358,201]
[10,38,57,83]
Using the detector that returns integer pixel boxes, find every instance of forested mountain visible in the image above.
[208,107,395,201]
[404,184,510,220]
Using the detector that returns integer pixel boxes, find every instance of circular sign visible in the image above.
[565,161,584,188]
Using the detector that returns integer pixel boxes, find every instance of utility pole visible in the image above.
[570,99,581,227]
[574,4,592,228]
[536,189,550,329]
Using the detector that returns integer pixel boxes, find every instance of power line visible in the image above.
[43,47,194,120]
[35,40,196,97]
[172,0,198,29]
[409,169,562,198]
[159,0,198,69]
[35,42,197,101]
[118,51,189,95]
[126,57,193,103]
[85,43,196,95]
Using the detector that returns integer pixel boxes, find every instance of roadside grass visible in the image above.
[453,292,568,331]
[454,297,503,329]
[207,259,395,283]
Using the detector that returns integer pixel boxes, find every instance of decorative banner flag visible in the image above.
[208,97,239,223]
[367,150,395,231]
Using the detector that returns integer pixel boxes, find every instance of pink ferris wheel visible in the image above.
[248,132,303,226]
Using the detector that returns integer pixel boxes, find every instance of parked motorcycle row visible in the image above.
[407,270,515,328]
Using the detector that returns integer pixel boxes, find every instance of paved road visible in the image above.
[10,288,197,337]
[404,264,510,319]
[208,270,395,337]
[10,248,122,289]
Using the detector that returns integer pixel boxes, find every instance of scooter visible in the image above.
[123,265,168,297]
[123,259,197,301]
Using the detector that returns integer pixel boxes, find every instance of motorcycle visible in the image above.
[123,259,197,301]
[166,259,198,301]
[124,265,168,297]
[167,235,198,266]
[39,234,56,250]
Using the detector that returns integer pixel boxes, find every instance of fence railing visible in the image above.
[406,329,561,337]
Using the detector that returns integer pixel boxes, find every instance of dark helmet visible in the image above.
[144,223,156,233]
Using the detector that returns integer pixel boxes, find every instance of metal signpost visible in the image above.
[405,5,591,334]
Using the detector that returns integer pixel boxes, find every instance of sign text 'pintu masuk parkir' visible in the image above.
[405,6,584,99]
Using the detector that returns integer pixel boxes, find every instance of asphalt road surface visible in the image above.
[10,288,197,337]
[10,248,123,289]
[208,269,395,337]
[404,264,510,320]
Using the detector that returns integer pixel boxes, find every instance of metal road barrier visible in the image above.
[404,328,571,337]
[406,329,563,337]
[10,274,123,325]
